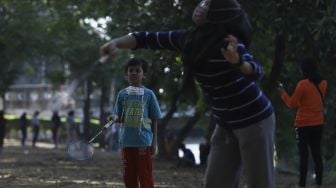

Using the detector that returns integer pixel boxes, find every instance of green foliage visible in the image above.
[0,0,47,95]
[0,62,20,96]
[46,69,66,89]
[240,0,336,167]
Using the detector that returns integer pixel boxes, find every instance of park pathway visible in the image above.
[0,139,334,188]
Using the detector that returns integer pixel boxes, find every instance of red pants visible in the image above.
[121,147,154,188]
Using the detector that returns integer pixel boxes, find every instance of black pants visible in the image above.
[32,126,39,147]
[0,126,5,148]
[21,127,27,146]
[296,125,323,186]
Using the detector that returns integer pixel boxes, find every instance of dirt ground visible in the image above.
[0,139,334,188]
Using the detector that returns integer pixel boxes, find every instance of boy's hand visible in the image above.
[107,115,118,122]
[150,145,157,155]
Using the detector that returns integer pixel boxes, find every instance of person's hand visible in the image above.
[99,34,136,60]
[277,81,285,91]
[220,35,241,66]
[192,1,209,26]
[100,40,119,59]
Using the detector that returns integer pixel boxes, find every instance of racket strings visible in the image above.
[67,141,94,160]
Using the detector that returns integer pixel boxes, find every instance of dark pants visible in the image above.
[21,127,27,146]
[0,126,5,148]
[296,125,323,186]
[52,126,59,146]
[32,126,39,147]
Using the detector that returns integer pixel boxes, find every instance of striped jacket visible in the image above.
[131,30,273,129]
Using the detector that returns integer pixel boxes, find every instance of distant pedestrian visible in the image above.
[66,110,77,144]
[19,112,28,147]
[31,111,40,148]
[0,110,7,152]
[51,111,62,148]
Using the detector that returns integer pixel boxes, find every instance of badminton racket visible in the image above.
[67,119,115,160]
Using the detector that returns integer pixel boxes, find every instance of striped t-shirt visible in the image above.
[131,30,273,129]
[113,86,162,147]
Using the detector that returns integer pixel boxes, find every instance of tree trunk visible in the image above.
[83,79,93,141]
[264,33,287,96]
[157,91,180,158]
[157,74,193,158]
[98,79,110,147]
[1,93,5,111]
[170,110,201,159]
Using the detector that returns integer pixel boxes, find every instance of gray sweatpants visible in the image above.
[204,114,275,188]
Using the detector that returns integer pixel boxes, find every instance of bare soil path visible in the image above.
[0,139,334,188]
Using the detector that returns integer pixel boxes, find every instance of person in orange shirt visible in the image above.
[279,58,326,188]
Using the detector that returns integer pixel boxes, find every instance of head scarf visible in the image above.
[181,0,253,70]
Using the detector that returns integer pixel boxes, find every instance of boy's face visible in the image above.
[127,65,145,86]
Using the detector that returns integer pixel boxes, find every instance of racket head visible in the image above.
[67,140,95,161]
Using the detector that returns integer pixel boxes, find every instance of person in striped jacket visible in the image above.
[101,0,275,187]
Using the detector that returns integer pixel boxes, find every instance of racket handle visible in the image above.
[89,130,103,143]
[104,120,114,129]
[88,120,114,143]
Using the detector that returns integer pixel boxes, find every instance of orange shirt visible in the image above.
[280,79,327,128]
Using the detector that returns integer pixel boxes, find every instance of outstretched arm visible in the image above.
[100,30,184,59]
[280,82,304,108]
[100,34,137,58]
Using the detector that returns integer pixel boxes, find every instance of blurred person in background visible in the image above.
[31,111,40,148]
[19,112,28,147]
[51,111,62,148]
[66,110,77,144]
[0,110,7,152]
